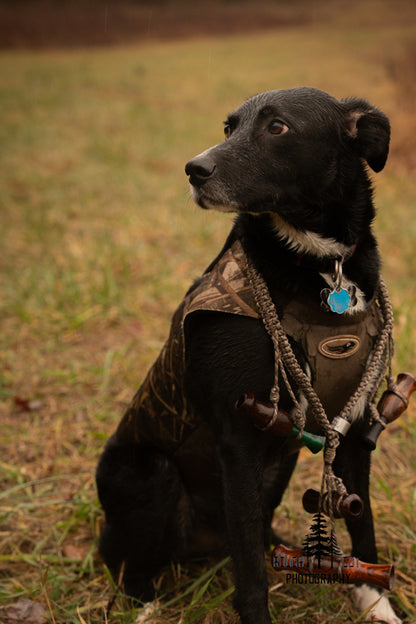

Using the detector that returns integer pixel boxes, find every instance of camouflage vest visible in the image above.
[115,240,382,453]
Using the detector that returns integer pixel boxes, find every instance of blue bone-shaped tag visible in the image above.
[327,288,351,314]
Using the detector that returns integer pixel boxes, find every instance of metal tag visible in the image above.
[327,287,351,314]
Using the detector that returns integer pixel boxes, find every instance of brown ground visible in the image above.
[0,0,310,49]
[0,0,414,50]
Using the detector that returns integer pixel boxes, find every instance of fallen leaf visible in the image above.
[13,397,43,412]
[61,543,90,560]
[27,399,43,411]
[0,598,46,624]
[13,396,30,410]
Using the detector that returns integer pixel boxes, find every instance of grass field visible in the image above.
[1,4,416,623]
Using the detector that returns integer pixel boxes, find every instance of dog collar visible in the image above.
[295,243,357,271]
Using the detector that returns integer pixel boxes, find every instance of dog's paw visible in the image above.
[135,601,159,623]
[352,585,402,624]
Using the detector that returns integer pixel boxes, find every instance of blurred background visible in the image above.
[1,1,415,623]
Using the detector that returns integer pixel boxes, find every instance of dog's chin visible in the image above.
[190,187,238,213]
[202,201,237,213]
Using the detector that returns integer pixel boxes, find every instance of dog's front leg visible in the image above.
[184,314,276,623]
[333,427,402,624]
[216,425,272,624]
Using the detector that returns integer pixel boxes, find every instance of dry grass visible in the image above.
[1,2,416,622]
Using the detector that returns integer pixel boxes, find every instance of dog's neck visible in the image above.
[234,212,380,312]
[270,213,366,313]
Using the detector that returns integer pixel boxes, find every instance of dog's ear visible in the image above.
[342,98,390,172]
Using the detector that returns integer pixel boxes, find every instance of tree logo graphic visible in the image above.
[302,513,343,567]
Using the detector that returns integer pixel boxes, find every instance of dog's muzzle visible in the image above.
[185,149,217,188]
[185,146,240,213]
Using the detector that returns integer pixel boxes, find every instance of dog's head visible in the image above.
[185,88,390,243]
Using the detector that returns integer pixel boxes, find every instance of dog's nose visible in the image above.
[185,154,216,186]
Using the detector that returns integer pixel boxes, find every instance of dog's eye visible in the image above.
[224,123,231,139]
[269,120,289,135]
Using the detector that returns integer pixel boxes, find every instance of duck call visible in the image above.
[302,488,363,520]
[271,544,394,590]
[235,392,325,454]
[362,372,416,450]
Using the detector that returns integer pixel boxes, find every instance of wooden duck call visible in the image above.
[302,488,363,520]
[235,392,325,454]
[271,544,394,590]
[362,372,416,450]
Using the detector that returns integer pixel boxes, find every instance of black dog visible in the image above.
[96,88,401,624]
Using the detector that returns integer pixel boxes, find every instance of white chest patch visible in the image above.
[272,214,351,258]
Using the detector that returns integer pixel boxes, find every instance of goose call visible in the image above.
[362,372,416,450]
[235,392,325,454]
[302,488,363,520]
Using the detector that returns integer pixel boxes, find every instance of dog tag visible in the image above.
[327,287,351,314]
[321,259,354,314]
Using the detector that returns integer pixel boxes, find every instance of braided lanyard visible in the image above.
[244,252,394,525]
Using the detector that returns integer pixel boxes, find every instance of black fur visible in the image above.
[96,88,391,623]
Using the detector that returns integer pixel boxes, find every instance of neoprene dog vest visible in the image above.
[116,240,382,452]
